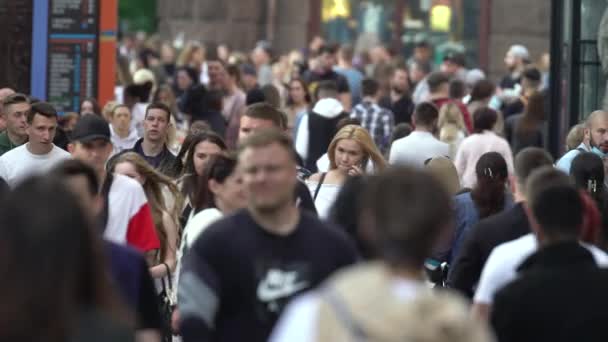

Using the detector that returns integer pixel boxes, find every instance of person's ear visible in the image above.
[208,179,221,195]
[523,203,544,242]
[67,143,75,154]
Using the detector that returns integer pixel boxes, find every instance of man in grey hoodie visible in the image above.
[295,81,349,172]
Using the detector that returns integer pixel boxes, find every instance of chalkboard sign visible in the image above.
[46,0,99,112]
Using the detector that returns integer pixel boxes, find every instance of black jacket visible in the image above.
[491,242,608,342]
[448,203,530,298]
[111,138,177,177]
[304,98,348,172]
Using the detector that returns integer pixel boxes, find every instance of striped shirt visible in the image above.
[350,101,395,153]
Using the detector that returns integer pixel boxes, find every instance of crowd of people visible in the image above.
[1,33,608,342]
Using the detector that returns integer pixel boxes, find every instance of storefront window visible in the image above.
[321,0,480,66]
[579,0,607,119]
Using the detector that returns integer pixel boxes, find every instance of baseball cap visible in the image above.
[70,114,111,143]
[508,44,530,60]
[443,52,466,67]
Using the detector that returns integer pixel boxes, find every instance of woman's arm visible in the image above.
[149,211,179,278]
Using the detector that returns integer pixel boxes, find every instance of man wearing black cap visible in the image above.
[0,101,70,187]
[441,52,468,82]
[68,114,160,258]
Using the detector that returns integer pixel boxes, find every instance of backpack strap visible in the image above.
[576,147,587,153]
[321,286,368,341]
[313,172,327,201]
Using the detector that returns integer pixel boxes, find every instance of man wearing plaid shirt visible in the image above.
[350,79,395,153]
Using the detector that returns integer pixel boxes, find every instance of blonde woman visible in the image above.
[438,102,467,159]
[177,41,208,84]
[110,152,182,279]
[306,125,387,219]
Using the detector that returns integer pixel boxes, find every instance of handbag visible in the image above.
[158,263,174,342]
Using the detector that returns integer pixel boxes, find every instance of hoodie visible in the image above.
[295,98,347,172]
[110,124,140,157]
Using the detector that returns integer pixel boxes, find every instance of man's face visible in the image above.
[414,46,431,63]
[318,52,334,72]
[208,61,227,90]
[111,106,132,132]
[238,116,276,142]
[589,115,608,153]
[504,52,517,70]
[440,61,459,76]
[69,139,113,174]
[27,114,57,147]
[239,143,297,212]
[144,108,170,143]
[4,102,29,137]
[391,69,410,93]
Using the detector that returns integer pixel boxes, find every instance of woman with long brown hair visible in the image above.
[505,91,546,154]
[110,152,182,279]
[306,125,387,219]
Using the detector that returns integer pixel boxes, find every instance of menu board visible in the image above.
[47,0,98,112]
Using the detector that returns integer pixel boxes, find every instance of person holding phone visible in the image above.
[306,125,386,219]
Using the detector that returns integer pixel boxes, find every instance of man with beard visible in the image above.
[380,66,415,125]
[557,110,608,173]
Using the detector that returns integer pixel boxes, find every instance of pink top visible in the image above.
[454,131,514,189]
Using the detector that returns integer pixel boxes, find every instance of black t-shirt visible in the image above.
[303,70,350,96]
[379,94,415,125]
[179,209,358,342]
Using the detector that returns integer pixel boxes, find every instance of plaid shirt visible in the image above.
[350,101,395,153]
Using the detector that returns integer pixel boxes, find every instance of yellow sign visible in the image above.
[322,0,351,22]
[430,4,451,32]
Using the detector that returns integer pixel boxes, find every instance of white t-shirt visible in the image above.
[306,181,342,220]
[389,131,450,168]
[0,143,70,187]
[173,207,224,302]
[474,233,608,305]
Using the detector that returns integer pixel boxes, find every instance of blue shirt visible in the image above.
[334,66,364,105]
[556,143,607,174]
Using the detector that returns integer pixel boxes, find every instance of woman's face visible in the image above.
[289,81,306,105]
[176,70,193,91]
[114,161,145,185]
[81,101,95,115]
[193,141,223,176]
[157,89,172,105]
[212,169,248,212]
[334,139,365,172]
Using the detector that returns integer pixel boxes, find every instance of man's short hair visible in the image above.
[318,44,337,55]
[145,102,172,121]
[52,159,99,197]
[514,147,554,194]
[427,71,450,93]
[413,102,439,127]
[28,102,57,123]
[315,80,339,99]
[472,107,498,133]
[361,78,380,97]
[2,93,29,110]
[522,67,542,82]
[361,167,452,267]
[527,168,582,239]
[237,128,297,162]
[244,102,286,129]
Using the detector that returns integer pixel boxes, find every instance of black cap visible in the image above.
[443,52,466,67]
[70,114,111,143]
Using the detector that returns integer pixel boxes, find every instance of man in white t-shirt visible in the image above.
[389,102,449,168]
[68,115,160,260]
[0,101,70,187]
[472,167,608,320]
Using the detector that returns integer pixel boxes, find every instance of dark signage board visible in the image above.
[46,0,99,112]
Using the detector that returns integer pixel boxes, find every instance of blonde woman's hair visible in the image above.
[177,41,204,67]
[328,125,387,172]
[102,101,119,122]
[438,102,466,132]
[110,153,183,260]
[566,123,585,151]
